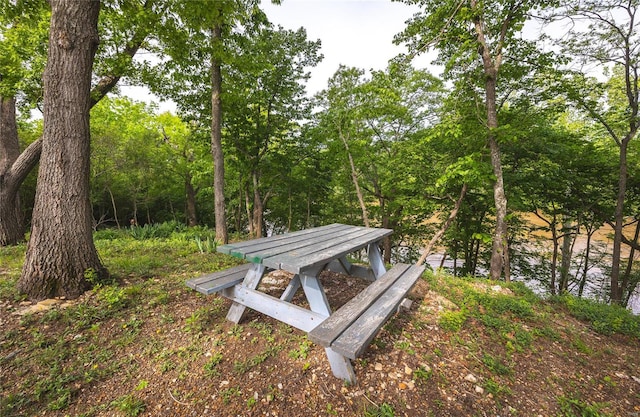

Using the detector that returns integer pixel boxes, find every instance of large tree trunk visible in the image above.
[1,1,154,246]
[0,97,24,245]
[18,0,106,300]
[211,23,228,244]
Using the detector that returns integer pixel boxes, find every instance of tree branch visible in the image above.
[416,183,468,266]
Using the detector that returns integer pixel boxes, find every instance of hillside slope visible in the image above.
[1,236,639,417]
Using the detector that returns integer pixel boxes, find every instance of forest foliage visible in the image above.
[0,0,639,306]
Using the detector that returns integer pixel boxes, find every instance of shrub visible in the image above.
[439,310,467,332]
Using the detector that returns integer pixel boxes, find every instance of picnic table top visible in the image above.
[217,223,392,274]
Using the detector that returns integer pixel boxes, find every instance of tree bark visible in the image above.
[107,187,120,229]
[610,140,629,303]
[0,0,155,246]
[18,0,106,300]
[578,228,594,298]
[185,173,198,227]
[0,96,24,245]
[559,218,574,293]
[621,219,640,306]
[472,1,509,280]
[251,171,263,238]
[211,23,228,244]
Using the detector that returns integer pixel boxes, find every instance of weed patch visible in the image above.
[556,295,640,338]
[557,394,611,417]
[111,394,146,416]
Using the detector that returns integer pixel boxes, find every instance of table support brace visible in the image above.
[280,274,301,302]
[226,263,266,323]
[367,242,386,279]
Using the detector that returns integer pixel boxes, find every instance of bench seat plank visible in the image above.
[309,264,425,360]
[308,264,410,347]
[186,263,252,295]
[331,265,424,359]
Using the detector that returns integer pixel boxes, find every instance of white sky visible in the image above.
[129,0,434,112]
[260,0,431,95]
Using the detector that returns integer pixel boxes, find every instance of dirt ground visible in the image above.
[1,270,639,417]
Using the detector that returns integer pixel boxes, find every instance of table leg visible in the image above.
[226,263,266,323]
[367,242,386,279]
[280,274,300,302]
[300,267,357,384]
[326,257,353,274]
[326,349,357,384]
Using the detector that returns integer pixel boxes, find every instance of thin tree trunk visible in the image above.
[610,141,629,303]
[0,96,24,245]
[185,173,198,226]
[306,188,311,228]
[502,239,511,283]
[244,188,253,237]
[550,225,559,296]
[287,186,292,232]
[472,239,481,275]
[578,229,594,297]
[621,219,640,305]
[488,136,508,280]
[439,254,447,269]
[252,171,263,238]
[338,128,369,227]
[107,187,120,229]
[417,184,467,266]
[19,0,106,300]
[211,23,228,244]
[472,0,509,281]
[559,218,574,293]
[374,178,392,263]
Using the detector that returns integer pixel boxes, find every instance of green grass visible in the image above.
[554,295,640,338]
[0,225,248,416]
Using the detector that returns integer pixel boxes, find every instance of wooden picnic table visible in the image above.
[186,223,424,384]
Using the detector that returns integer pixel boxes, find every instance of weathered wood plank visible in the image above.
[273,228,393,273]
[330,265,425,360]
[240,225,360,264]
[185,263,252,295]
[308,264,409,347]
[217,224,346,258]
[222,286,327,332]
[225,263,267,324]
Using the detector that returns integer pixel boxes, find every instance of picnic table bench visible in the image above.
[186,223,425,384]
